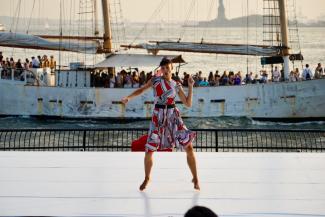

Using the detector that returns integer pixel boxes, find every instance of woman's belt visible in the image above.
[155,104,176,109]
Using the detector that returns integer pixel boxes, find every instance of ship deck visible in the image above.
[0,152,325,217]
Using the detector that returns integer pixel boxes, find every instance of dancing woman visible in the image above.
[121,58,200,191]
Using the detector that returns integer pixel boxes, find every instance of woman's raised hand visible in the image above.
[188,75,194,87]
[121,96,129,105]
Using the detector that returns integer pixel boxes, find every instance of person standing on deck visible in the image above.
[302,64,313,80]
[49,55,56,72]
[42,55,50,68]
[37,56,42,68]
[272,66,281,82]
[31,57,40,68]
[315,63,323,79]
[121,58,200,191]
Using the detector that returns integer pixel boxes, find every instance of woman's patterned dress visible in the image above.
[145,76,196,152]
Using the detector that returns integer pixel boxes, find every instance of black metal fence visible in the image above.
[0,128,324,152]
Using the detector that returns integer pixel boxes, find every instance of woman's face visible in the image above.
[161,63,173,78]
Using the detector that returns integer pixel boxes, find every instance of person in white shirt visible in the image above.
[31,56,40,68]
[272,66,281,82]
[302,64,313,80]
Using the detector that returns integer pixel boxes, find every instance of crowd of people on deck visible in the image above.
[91,63,325,88]
[1,51,324,87]
[0,52,57,71]
[0,52,57,80]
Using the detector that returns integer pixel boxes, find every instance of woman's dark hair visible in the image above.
[160,57,173,67]
[184,206,218,217]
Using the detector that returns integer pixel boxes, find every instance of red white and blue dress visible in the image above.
[145,76,196,152]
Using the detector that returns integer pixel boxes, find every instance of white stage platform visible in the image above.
[0,152,325,217]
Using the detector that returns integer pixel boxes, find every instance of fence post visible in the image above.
[82,130,86,151]
[215,130,219,152]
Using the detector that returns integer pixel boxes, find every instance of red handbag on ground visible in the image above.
[131,134,172,152]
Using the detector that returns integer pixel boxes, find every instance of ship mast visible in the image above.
[278,0,290,80]
[93,0,99,36]
[101,0,113,53]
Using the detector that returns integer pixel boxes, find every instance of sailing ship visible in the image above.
[0,0,324,121]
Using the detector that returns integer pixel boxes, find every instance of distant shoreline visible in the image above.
[1,15,325,28]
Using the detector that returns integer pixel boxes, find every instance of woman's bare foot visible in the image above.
[139,178,150,191]
[192,178,200,190]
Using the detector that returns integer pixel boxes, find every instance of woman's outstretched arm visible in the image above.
[178,75,194,107]
[121,79,152,104]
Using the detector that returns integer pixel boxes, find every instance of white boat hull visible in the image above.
[0,79,325,120]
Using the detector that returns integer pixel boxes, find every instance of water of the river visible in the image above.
[0,116,324,130]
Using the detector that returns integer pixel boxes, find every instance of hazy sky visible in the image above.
[0,0,325,22]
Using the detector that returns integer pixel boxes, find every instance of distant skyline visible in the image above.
[0,0,324,23]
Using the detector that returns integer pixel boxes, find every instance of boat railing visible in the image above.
[0,128,324,152]
[0,67,47,86]
[0,67,25,82]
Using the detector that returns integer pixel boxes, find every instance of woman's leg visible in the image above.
[139,151,153,191]
[185,144,200,190]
